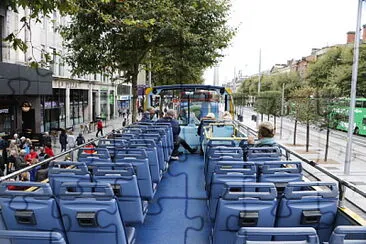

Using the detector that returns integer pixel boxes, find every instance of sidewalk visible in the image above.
[52,117,126,157]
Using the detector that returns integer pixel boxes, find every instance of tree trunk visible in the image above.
[261,113,263,122]
[324,125,330,162]
[267,114,269,121]
[274,116,276,130]
[306,121,310,152]
[131,64,139,123]
[293,119,297,145]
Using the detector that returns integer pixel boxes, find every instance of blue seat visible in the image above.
[329,226,366,244]
[259,161,303,194]
[48,161,91,196]
[204,140,236,162]
[205,146,243,175]
[77,148,112,164]
[235,227,319,244]
[145,128,169,159]
[121,128,143,135]
[128,139,161,183]
[211,124,235,137]
[209,168,257,221]
[114,152,155,200]
[0,230,66,244]
[153,123,174,153]
[0,182,65,241]
[245,146,282,162]
[276,182,339,243]
[205,156,244,187]
[93,168,146,225]
[212,182,277,244]
[97,139,127,159]
[58,182,135,244]
[138,134,166,171]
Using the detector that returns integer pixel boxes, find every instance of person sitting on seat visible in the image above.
[197,112,216,136]
[221,111,233,121]
[157,109,197,160]
[247,121,277,146]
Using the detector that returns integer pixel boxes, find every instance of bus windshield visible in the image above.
[144,85,233,125]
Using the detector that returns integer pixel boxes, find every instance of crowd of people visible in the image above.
[0,133,55,181]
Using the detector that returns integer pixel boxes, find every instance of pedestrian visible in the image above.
[122,118,127,127]
[44,143,55,158]
[76,133,85,146]
[96,119,103,137]
[59,130,68,152]
[42,132,52,147]
[67,131,76,150]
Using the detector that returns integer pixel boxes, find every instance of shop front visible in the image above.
[0,62,53,135]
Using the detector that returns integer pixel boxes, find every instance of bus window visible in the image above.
[356,100,363,108]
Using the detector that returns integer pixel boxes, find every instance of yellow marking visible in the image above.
[339,207,366,226]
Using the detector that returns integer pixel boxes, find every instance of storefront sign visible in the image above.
[0,108,9,114]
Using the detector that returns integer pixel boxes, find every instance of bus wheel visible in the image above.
[354,127,359,135]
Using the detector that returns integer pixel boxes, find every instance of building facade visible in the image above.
[0,6,131,135]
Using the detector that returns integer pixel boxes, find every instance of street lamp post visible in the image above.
[256,49,262,128]
[280,83,285,139]
[344,0,363,175]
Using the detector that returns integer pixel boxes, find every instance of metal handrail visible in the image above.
[235,122,366,205]
[0,129,118,182]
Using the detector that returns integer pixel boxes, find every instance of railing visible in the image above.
[0,129,116,183]
[234,121,366,215]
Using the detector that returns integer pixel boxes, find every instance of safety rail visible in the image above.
[0,129,118,183]
[234,121,366,212]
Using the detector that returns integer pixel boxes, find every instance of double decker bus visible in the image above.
[330,98,366,135]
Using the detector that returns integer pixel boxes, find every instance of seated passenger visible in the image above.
[157,109,197,160]
[197,112,216,136]
[221,111,233,121]
[247,121,277,146]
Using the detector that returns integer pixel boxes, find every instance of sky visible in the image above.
[204,0,364,85]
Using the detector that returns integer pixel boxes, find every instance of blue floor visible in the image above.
[135,154,212,244]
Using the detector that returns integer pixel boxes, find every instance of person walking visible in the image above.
[59,130,68,152]
[96,119,104,137]
[76,133,85,146]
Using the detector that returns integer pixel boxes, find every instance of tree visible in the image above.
[289,86,316,151]
[61,0,235,121]
[254,91,281,127]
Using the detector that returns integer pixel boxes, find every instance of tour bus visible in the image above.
[0,84,365,244]
[331,97,366,135]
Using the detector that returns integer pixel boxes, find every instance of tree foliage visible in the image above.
[60,0,234,121]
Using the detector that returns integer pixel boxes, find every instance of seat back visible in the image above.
[205,146,243,175]
[93,168,145,225]
[259,161,303,194]
[0,230,66,244]
[48,161,91,196]
[205,155,244,187]
[114,154,154,200]
[329,226,366,244]
[97,139,127,158]
[77,148,111,164]
[0,182,65,241]
[235,227,319,244]
[276,182,339,243]
[58,182,130,244]
[209,169,257,221]
[128,140,161,183]
[245,146,281,162]
[138,134,166,171]
[213,183,278,244]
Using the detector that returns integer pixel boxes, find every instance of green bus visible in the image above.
[330,97,366,135]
